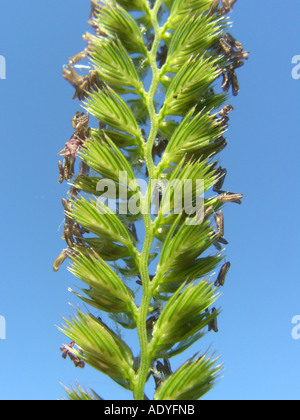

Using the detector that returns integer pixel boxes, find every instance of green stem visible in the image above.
[133,0,163,400]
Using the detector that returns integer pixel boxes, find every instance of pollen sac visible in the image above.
[156,358,172,378]
[64,222,75,249]
[68,50,89,65]
[214,262,231,287]
[60,341,85,369]
[218,237,228,245]
[208,0,220,16]
[213,167,227,192]
[230,70,239,96]
[214,210,224,238]
[219,104,234,117]
[78,161,90,177]
[225,33,243,52]
[72,112,89,132]
[72,222,85,246]
[217,192,243,204]
[208,308,219,333]
[219,0,237,15]
[53,249,69,272]
[219,37,232,55]
[63,64,102,101]
[58,161,64,184]
[212,240,222,251]
[204,205,214,222]
[61,198,72,213]
[146,315,158,334]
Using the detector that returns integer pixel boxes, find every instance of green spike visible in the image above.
[55,0,248,401]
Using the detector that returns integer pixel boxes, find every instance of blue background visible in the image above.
[0,0,300,400]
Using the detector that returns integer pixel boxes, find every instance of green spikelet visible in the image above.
[55,0,248,400]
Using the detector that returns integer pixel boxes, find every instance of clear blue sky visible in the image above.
[1,0,300,400]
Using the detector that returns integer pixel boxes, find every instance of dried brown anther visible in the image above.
[72,112,89,132]
[60,341,85,369]
[157,44,168,68]
[219,0,238,15]
[204,205,214,222]
[58,160,64,184]
[146,315,158,333]
[219,37,232,55]
[129,223,138,242]
[217,29,249,97]
[62,64,83,93]
[207,308,219,333]
[58,112,90,182]
[64,220,75,249]
[63,64,102,101]
[214,262,231,287]
[156,359,172,377]
[217,192,243,204]
[78,161,90,177]
[221,68,240,96]
[208,0,220,16]
[214,210,224,238]
[68,50,89,65]
[213,167,227,193]
[208,0,237,17]
[219,104,234,117]
[53,249,69,272]
[90,0,102,18]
